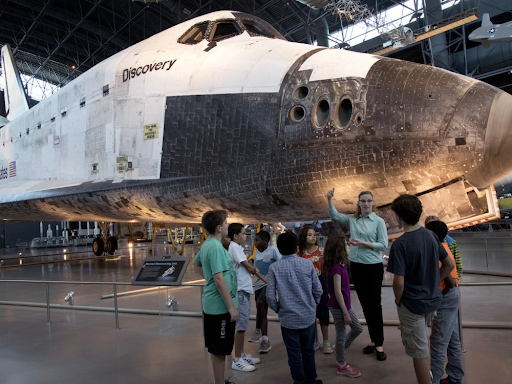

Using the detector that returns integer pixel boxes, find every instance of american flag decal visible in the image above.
[9,161,16,177]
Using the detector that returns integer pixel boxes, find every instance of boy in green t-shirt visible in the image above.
[194,210,239,384]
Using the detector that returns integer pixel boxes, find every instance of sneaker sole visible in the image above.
[337,372,361,378]
[259,346,272,354]
[248,339,262,343]
[232,365,256,372]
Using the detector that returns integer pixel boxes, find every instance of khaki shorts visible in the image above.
[396,303,435,359]
[235,291,251,332]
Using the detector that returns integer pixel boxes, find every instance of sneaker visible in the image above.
[440,378,462,384]
[259,339,272,354]
[248,329,262,343]
[322,340,333,354]
[314,342,320,351]
[231,358,255,372]
[337,364,361,378]
[241,353,260,365]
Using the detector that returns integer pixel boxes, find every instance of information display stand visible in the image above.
[131,254,190,286]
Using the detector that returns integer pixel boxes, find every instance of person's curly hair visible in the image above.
[322,235,349,276]
[298,224,316,255]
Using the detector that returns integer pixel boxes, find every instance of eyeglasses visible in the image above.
[359,200,373,203]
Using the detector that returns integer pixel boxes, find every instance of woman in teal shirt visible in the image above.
[327,188,388,361]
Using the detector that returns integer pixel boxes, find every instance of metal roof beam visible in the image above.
[229,0,286,34]
[27,0,107,82]
[254,0,282,16]
[12,0,54,55]
[11,0,127,49]
[58,4,148,86]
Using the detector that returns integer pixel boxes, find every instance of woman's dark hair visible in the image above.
[323,235,349,276]
[298,224,316,255]
[202,210,227,235]
[277,231,298,256]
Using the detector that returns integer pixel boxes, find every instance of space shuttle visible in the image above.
[1,11,512,243]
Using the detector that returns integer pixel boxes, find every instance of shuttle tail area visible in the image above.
[1,44,29,121]
[380,179,500,238]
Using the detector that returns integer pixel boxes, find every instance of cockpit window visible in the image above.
[242,20,275,38]
[178,21,209,45]
[211,21,242,42]
[233,12,286,41]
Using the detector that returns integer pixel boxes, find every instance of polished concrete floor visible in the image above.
[0,236,511,383]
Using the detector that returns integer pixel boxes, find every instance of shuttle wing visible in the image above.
[0,176,204,223]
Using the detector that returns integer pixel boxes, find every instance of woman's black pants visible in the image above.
[350,261,384,347]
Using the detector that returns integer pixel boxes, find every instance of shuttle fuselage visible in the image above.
[0,11,511,233]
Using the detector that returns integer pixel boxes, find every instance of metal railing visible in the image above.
[1,279,512,333]
[0,279,134,329]
[0,279,201,329]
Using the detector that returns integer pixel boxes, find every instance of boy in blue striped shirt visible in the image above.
[267,231,323,384]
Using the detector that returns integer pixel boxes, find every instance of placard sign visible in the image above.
[132,255,190,286]
[143,123,159,140]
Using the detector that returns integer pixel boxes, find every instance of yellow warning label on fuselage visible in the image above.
[144,124,159,140]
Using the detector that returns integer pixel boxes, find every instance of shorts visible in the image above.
[396,303,434,359]
[203,312,236,355]
[317,274,330,327]
[254,286,267,306]
[235,291,251,332]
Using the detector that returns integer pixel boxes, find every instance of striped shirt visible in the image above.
[266,254,322,329]
[446,235,463,279]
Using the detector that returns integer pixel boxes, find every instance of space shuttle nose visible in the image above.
[466,90,512,189]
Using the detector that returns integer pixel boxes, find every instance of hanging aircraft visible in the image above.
[0,10,512,254]
[469,13,512,48]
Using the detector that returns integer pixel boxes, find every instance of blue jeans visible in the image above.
[430,288,464,383]
[281,323,317,384]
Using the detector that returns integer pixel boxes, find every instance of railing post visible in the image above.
[46,283,51,324]
[113,284,120,330]
[484,238,489,269]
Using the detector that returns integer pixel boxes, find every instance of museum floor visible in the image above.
[0,236,511,384]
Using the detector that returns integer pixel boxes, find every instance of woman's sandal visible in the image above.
[376,349,387,361]
[363,345,375,354]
